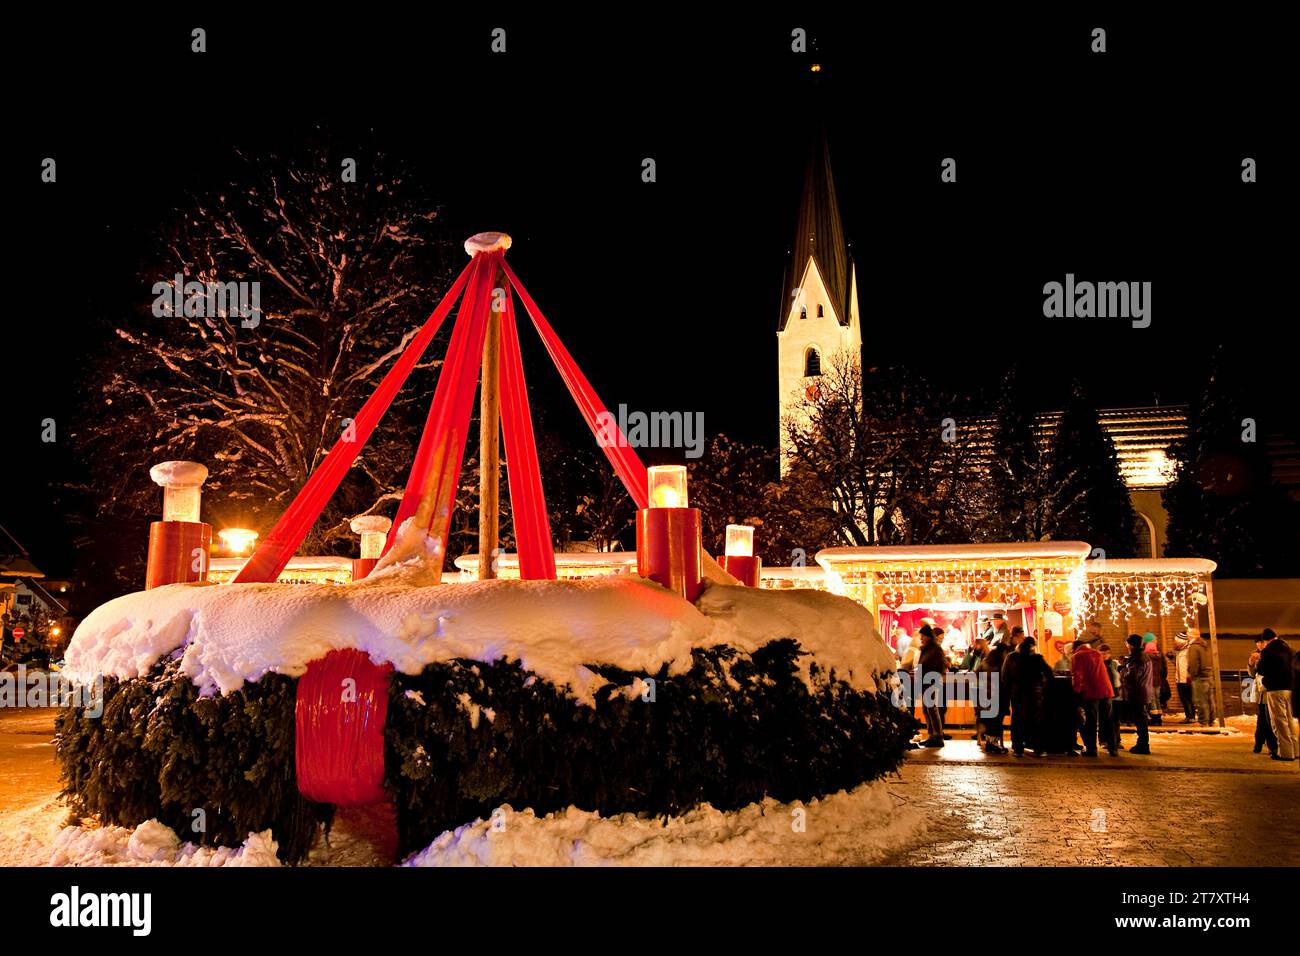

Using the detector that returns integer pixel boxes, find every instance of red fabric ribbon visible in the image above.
[498,287,556,579]
[502,261,649,510]
[234,261,473,584]
[384,253,498,560]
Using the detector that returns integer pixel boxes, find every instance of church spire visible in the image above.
[778,116,851,332]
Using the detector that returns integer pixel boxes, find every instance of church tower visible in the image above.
[776,121,861,473]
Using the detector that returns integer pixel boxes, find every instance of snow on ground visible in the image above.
[0,796,280,867]
[65,556,894,703]
[405,781,924,867]
[1,782,923,868]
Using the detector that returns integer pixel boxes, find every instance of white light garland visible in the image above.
[1076,573,1205,628]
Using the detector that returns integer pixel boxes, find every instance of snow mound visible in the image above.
[404,780,924,867]
[66,569,894,703]
[34,819,281,867]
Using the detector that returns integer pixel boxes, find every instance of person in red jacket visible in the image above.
[1071,639,1117,756]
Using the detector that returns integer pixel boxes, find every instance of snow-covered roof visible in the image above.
[817,542,1093,567]
[209,556,354,573]
[1083,558,1217,576]
[453,552,638,572]
[760,566,827,581]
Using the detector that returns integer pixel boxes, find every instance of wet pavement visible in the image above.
[4,707,1298,866]
[882,727,1300,866]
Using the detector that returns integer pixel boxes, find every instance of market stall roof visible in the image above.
[454,552,638,573]
[816,542,1093,568]
[760,566,828,581]
[1082,558,1217,575]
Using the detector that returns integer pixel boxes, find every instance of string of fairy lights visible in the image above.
[1077,574,1208,628]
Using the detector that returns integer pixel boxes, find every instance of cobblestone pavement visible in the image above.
[882,732,1300,867]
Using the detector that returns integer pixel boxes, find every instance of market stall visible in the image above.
[816,542,1093,727]
[1078,558,1224,727]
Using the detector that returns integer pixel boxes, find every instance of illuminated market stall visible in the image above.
[816,543,1092,665]
[1077,558,1224,727]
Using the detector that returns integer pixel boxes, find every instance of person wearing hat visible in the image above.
[1120,634,1153,754]
[1142,633,1170,725]
[917,624,949,748]
[1247,631,1278,756]
[982,611,1012,647]
[1172,631,1195,722]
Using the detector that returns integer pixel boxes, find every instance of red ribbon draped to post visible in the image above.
[502,261,650,510]
[498,287,555,580]
[383,253,498,565]
[229,235,697,807]
[234,262,473,585]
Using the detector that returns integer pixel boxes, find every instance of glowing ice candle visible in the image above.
[725,524,754,558]
[648,465,688,509]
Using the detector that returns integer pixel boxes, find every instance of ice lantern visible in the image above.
[350,515,392,581]
[636,465,703,601]
[144,460,212,590]
[719,523,761,587]
[648,465,689,509]
[725,524,754,557]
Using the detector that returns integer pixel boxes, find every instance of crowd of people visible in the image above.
[894,615,1298,761]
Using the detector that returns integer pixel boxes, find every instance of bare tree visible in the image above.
[69,145,458,595]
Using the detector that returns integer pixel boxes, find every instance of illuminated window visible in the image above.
[799,306,807,321]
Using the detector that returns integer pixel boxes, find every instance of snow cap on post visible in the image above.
[149,460,208,488]
[464,231,512,257]
[349,515,392,535]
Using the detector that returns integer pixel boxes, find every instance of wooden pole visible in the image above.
[1205,576,1226,728]
[477,264,504,580]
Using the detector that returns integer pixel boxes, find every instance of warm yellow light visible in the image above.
[725,524,754,557]
[811,63,822,73]
[648,465,688,509]
[51,626,61,637]
[218,528,259,555]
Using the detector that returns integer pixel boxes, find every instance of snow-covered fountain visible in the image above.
[55,234,915,865]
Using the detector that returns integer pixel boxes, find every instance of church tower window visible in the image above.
[804,347,822,377]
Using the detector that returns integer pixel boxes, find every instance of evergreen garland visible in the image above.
[385,639,915,859]
[56,640,914,864]
[55,657,330,865]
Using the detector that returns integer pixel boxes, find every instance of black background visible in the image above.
[8,10,1292,577]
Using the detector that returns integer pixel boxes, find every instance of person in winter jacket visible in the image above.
[1121,634,1153,754]
[977,637,1010,754]
[1143,633,1169,725]
[1072,640,1117,756]
[917,625,949,748]
[1248,632,1278,756]
[1100,644,1123,752]
[1255,628,1297,761]
[1172,631,1194,722]
[1184,631,1217,726]
[1002,636,1053,757]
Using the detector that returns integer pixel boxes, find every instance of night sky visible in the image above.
[9,12,1291,578]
